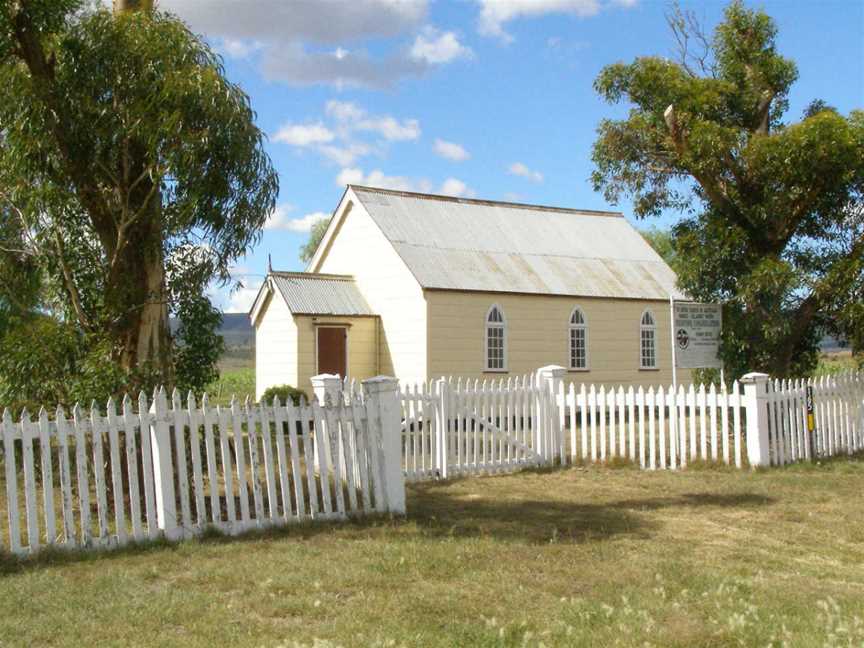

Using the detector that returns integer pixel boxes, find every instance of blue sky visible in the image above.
[159,0,864,312]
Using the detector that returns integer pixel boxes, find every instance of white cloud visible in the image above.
[357,115,421,141]
[161,0,428,45]
[263,203,294,229]
[478,0,612,42]
[508,162,544,183]
[225,278,264,314]
[336,168,475,197]
[337,168,432,193]
[274,102,417,165]
[325,100,366,123]
[218,38,262,59]
[159,2,476,88]
[325,100,420,141]
[265,204,329,232]
[439,178,476,198]
[272,122,334,147]
[318,143,375,166]
[410,27,473,64]
[433,138,470,161]
[261,44,429,89]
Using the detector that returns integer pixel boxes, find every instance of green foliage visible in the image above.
[174,295,225,396]
[639,227,680,273]
[299,218,329,263]
[0,317,129,413]
[260,384,306,406]
[0,3,278,403]
[592,0,864,378]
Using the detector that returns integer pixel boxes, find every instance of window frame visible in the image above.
[484,304,508,372]
[568,306,589,371]
[639,309,658,370]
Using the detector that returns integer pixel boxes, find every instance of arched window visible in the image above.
[485,305,507,371]
[568,307,588,370]
[640,310,657,369]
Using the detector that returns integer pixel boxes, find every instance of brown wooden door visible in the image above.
[317,327,347,377]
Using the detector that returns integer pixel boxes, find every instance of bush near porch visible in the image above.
[1,459,863,647]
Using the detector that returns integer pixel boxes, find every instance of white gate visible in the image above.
[399,374,553,481]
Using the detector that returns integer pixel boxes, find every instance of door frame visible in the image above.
[314,324,349,378]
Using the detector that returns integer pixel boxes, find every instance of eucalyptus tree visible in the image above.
[591,1,863,376]
[0,0,278,397]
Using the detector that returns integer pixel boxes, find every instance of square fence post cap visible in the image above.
[362,375,400,393]
[537,365,567,377]
[740,372,770,384]
[311,373,342,384]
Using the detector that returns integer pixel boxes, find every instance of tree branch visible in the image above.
[51,229,92,332]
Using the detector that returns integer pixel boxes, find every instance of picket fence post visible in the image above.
[149,387,181,540]
[741,372,771,468]
[436,378,450,479]
[363,376,406,515]
[537,366,566,464]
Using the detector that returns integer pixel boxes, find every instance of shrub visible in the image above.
[260,384,306,406]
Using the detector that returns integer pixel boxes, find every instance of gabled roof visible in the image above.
[249,271,375,323]
[338,185,685,301]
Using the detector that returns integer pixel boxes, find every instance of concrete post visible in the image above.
[741,372,771,468]
[311,373,342,406]
[537,365,566,463]
[150,387,180,539]
[362,376,406,515]
[311,374,343,475]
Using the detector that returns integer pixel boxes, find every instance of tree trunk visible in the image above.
[103,158,173,383]
[113,0,154,12]
[109,0,172,383]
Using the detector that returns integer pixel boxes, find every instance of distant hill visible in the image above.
[170,312,253,350]
[220,312,254,349]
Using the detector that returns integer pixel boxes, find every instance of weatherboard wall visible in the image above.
[294,315,379,394]
[254,290,299,400]
[312,195,428,385]
[425,290,691,387]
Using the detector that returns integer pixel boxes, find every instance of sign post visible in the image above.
[671,301,723,383]
[806,384,816,459]
[669,296,678,391]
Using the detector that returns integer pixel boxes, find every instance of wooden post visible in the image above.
[741,372,771,468]
[363,376,406,515]
[150,387,180,539]
[537,365,566,464]
[436,378,450,479]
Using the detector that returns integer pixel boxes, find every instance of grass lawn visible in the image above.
[2,459,863,647]
[206,366,256,406]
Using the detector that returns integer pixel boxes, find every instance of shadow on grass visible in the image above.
[408,481,775,545]
[0,514,397,577]
[1,464,783,574]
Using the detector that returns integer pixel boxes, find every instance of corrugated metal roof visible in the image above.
[350,186,685,301]
[270,272,375,316]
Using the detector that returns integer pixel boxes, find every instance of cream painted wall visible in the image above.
[426,290,692,388]
[293,315,379,394]
[254,291,298,400]
[313,197,427,384]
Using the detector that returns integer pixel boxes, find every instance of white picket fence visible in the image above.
[2,368,861,556]
[766,372,863,465]
[560,381,746,469]
[0,381,405,556]
[394,368,863,481]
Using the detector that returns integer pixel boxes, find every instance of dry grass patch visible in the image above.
[1,458,863,646]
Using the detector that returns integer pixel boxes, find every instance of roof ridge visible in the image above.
[270,270,355,281]
[349,184,623,217]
